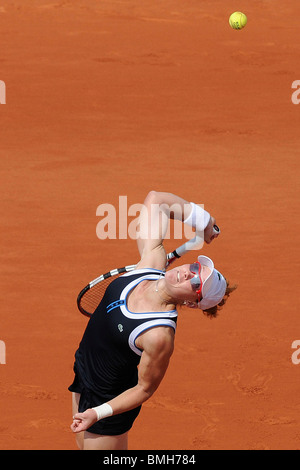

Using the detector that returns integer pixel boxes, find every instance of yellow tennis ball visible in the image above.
[229,12,247,30]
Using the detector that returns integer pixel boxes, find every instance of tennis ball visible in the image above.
[229,12,247,30]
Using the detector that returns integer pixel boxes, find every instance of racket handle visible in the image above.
[213,224,220,235]
[166,250,180,267]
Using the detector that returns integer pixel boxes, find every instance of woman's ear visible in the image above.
[183,300,198,309]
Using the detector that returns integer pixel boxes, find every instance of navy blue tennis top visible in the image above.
[73,269,178,400]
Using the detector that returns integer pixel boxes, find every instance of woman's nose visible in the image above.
[186,269,193,280]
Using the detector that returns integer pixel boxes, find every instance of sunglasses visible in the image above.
[189,262,203,301]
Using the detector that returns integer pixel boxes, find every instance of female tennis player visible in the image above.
[69,191,234,450]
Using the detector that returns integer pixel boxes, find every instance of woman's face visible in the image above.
[164,263,212,303]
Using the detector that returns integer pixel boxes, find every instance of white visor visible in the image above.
[197,256,227,310]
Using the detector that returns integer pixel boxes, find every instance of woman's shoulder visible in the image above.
[126,267,165,276]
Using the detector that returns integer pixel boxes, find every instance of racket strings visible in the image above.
[77,259,176,317]
[78,275,121,315]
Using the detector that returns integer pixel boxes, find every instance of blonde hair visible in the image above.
[202,280,237,318]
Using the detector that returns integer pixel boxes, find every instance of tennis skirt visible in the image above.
[68,365,142,436]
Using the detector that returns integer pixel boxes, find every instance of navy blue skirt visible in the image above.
[68,366,142,436]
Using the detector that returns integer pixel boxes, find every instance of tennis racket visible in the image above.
[77,225,220,317]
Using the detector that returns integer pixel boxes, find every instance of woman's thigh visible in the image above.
[83,430,128,450]
[72,392,84,450]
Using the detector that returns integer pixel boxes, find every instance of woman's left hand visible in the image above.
[71,408,98,433]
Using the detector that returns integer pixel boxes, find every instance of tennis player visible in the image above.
[69,191,234,450]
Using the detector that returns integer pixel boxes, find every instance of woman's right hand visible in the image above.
[204,217,220,244]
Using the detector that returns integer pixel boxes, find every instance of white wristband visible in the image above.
[92,403,113,421]
[184,202,211,232]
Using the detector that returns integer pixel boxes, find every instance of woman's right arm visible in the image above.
[70,327,174,433]
[136,191,218,270]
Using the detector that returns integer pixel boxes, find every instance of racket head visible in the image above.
[77,249,183,317]
[77,265,136,317]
